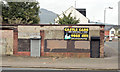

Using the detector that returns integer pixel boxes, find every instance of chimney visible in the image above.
[76,8,86,17]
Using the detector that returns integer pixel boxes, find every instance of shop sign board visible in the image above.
[64,27,89,40]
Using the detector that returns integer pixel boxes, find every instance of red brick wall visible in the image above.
[13,28,31,56]
[44,52,90,58]
[100,30,104,58]
[40,30,44,56]
[16,52,30,56]
[13,28,18,55]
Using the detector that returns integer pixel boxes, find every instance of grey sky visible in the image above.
[37,0,119,25]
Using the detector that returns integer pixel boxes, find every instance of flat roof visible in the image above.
[1,24,105,26]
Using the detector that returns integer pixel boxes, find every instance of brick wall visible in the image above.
[44,52,90,58]
[8,25,104,57]
[40,26,101,58]
[13,28,18,55]
[100,30,104,58]
[40,30,44,56]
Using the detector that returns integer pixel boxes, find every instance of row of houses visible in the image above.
[104,25,120,41]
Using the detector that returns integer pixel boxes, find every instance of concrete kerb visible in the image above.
[1,66,119,70]
[0,56,2,72]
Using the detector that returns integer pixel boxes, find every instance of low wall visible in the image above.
[44,52,90,58]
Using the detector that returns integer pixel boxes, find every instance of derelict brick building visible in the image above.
[1,24,104,58]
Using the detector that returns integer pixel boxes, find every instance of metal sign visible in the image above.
[64,27,89,40]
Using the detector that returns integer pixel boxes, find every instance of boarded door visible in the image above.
[90,37,100,58]
[31,39,41,57]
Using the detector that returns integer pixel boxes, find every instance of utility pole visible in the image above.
[104,7,113,24]
[75,1,76,8]
[104,9,106,24]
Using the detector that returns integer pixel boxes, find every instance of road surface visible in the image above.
[104,41,118,57]
[1,68,119,72]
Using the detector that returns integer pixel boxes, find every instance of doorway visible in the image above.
[90,37,100,58]
[30,39,41,57]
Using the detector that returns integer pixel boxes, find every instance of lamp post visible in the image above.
[104,7,113,24]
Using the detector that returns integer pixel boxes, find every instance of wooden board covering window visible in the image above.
[47,40,67,49]
[75,41,90,49]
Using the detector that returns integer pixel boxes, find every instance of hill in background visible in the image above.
[39,8,58,24]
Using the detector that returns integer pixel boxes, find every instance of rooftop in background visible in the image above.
[90,21,117,25]
[76,8,86,17]
[1,23,105,26]
[104,25,120,30]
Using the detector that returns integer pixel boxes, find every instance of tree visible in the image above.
[56,13,80,25]
[2,1,40,24]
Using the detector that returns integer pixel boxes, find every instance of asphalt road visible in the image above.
[104,41,119,57]
[1,68,119,72]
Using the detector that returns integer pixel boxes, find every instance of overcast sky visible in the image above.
[37,0,119,25]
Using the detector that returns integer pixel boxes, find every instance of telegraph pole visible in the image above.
[75,1,76,8]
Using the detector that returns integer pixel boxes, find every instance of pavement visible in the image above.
[1,68,119,72]
[0,41,119,70]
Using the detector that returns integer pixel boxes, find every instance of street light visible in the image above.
[104,7,113,24]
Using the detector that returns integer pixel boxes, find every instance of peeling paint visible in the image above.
[0,30,13,55]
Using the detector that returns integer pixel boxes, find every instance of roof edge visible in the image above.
[1,24,105,26]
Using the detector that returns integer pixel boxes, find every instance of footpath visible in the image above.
[0,54,118,70]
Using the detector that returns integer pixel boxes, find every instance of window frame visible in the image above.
[111,31,114,34]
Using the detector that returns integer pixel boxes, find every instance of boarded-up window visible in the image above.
[75,41,90,49]
[47,40,67,49]
[18,39,30,51]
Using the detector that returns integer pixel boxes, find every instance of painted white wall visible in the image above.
[117,28,120,37]
[118,28,120,32]
[55,6,89,24]
[109,28,116,40]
